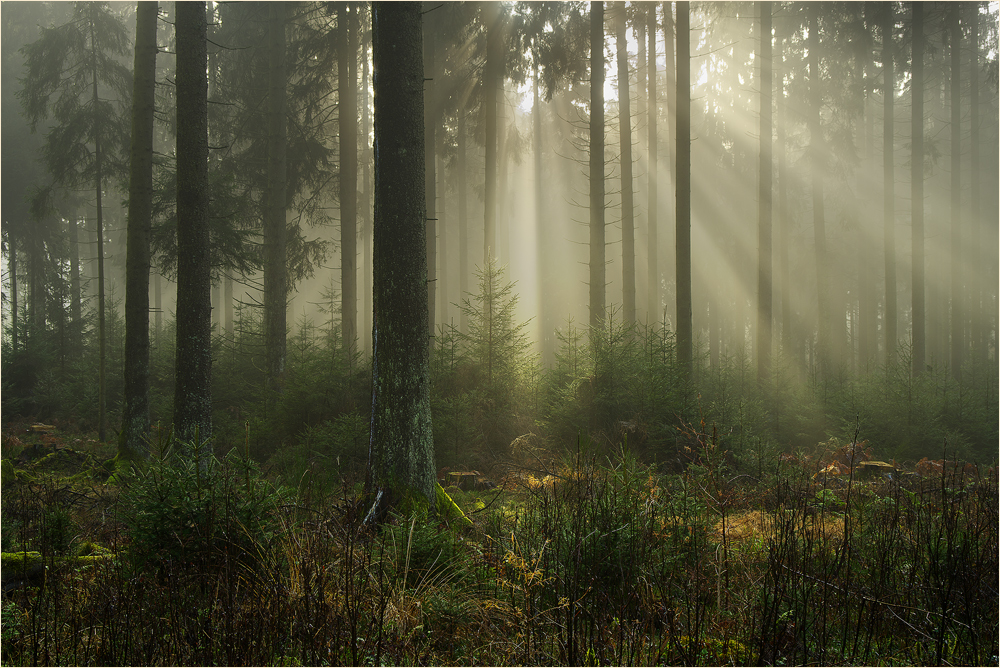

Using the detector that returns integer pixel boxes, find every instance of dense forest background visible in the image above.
[2,1,998,475]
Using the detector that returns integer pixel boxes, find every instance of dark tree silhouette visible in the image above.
[340,2,359,357]
[675,1,692,378]
[173,0,212,447]
[756,1,772,385]
[589,1,605,333]
[120,1,158,460]
[883,3,897,366]
[911,1,925,376]
[366,0,436,519]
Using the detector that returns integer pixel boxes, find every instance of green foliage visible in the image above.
[434,258,537,464]
[120,439,291,571]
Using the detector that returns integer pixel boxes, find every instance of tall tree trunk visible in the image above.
[883,3,896,366]
[173,0,212,447]
[615,2,635,326]
[534,54,553,365]
[8,237,16,352]
[950,4,962,380]
[756,1,772,386]
[589,1,605,334]
[969,4,983,363]
[911,1,925,376]
[120,0,158,460]
[264,1,288,397]
[646,4,658,324]
[92,39,107,443]
[69,215,81,328]
[636,13,647,317]
[808,4,829,379]
[224,274,233,338]
[663,1,676,322]
[362,20,372,354]
[439,151,448,327]
[777,29,793,364]
[458,109,469,335]
[675,0,692,378]
[154,269,162,342]
[341,2,358,358]
[483,2,499,263]
[367,1,436,516]
[859,2,877,367]
[424,6,437,350]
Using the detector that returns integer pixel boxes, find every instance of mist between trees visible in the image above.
[2,1,998,470]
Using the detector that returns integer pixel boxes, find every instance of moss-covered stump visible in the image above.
[1,549,116,591]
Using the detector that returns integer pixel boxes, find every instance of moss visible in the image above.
[436,483,473,527]
[1,459,18,486]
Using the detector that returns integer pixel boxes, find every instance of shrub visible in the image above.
[119,439,291,572]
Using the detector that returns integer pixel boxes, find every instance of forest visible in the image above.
[1,1,997,665]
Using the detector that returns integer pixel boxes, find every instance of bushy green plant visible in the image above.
[120,439,291,571]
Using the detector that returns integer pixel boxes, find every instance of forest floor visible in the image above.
[1,419,997,666]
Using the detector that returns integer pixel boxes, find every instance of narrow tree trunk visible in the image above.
[950,4,962,380]
[424,7,437,350]
[646,4,658,324]
[777,29,793,363]
[883,3,897,366]
[264,2,288,396]
[911,1,925,376]
[367,1,436,514]
[154,269,162,342]
[174,0,212,447]
[534,54,553,365]
[458,109,469,335]
[616,2,635,326]
[224,274,233,338]
[675,0,692,378]
[438,151,448,326]
[362,19,372,354]
[969,4,983,363]
[808,4,829,379]
[483,2,499,263]
[8,237,17,352]
[70,215,81,328]
[120,0,158,460]
[589,1,605,334]
[756,1,772,385]
[92,46,107,443]
[341,2,358,358]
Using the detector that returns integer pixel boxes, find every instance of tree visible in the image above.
[17,1,131,441]
[264,2,288,398]
[675,1,692,378]
[646,4,659,324]
[340,2,359,358]
[808,3,830,378]
[483,2,501,263]
[883,3,897,366]
[949,4,962,380]
[911,1,924,376]
[756,1,772,385]
[173,0,212,446]
[120,1,158,460]
[615,2,635,326]
[366,1,436,518]
[589,1,605,335]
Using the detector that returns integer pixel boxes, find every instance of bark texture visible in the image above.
[367,0,436,514]
[120,0,158,459]
[173,0,212,446]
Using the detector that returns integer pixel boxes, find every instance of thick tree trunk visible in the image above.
[675,1,691,378]
[367,1,436,516]
[950,4,962,380]
[174,0,212,447]
[911,1,925,376]
[589,1,605,333]
[341,2,358,358]
[615,2,635,326]
[883,3,896,366]
[756,1,772,386]
[969,6,983,363]
[264,2,288,395]
[120,0,158,460]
